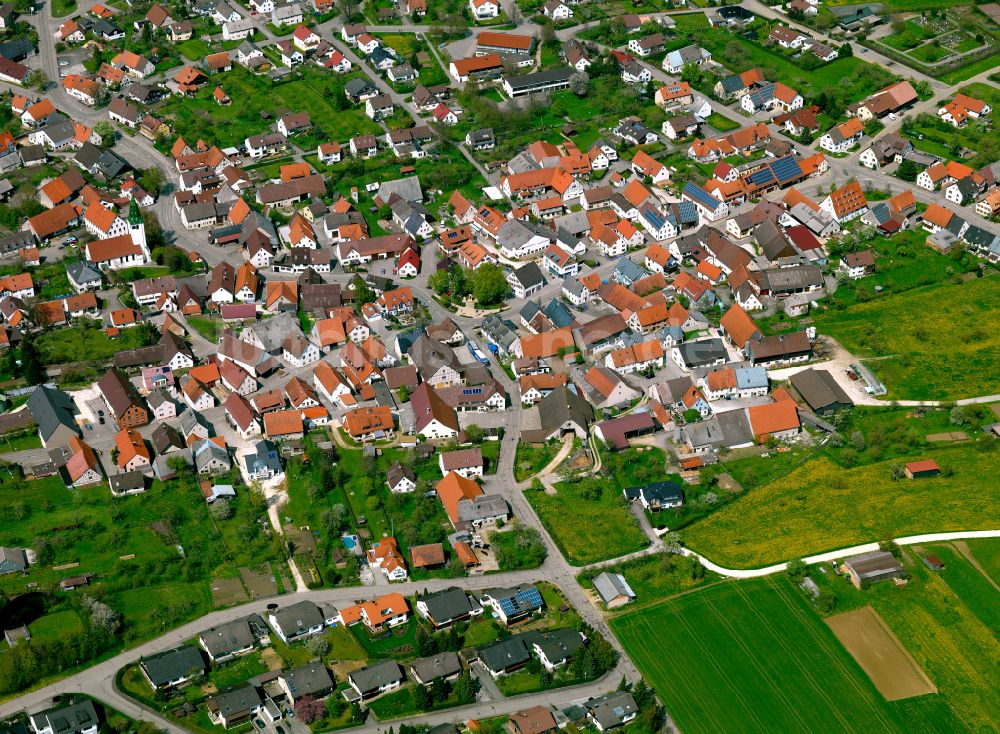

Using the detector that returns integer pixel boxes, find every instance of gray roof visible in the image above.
[674,338,727,368]
[504,67,574,91]
[66,260,103,286]
[537,385,593,437]
[280,663,334,698]
[0,546,27,574]
[478,636,531,673]
[511,262,545,290]
[499,219,552,251]
[592,572,635,604]
[27,385,79,445]
[270,600,324,636]
[844,550,902,579]
[522,628,583,663]
[789,368,852,411]
[417,586,482,623]
[194,439,230,472]
[248,439,282,474]
[140,645,206,686]
[408,651,461,683]
[456,494,509,523]
[245,312,300,353]
[376,175,423,204]
[199,616,261,658]
[410,334,462,381]
[29,700,98,734]
[349,659,404,694]
[587,692,638,729]
[210,683,262,720]
[715,408,754,447]
[562,277,587,297]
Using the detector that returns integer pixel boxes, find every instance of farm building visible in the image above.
[842,551,903,589]
[592,572,636,608]
[904,460,940,479]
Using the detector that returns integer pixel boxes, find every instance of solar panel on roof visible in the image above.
[683,182,720,209]
[749,168,776,186]
[770,155,803,183]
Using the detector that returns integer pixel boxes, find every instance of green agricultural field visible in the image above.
[806,545,1000,731]
[612,578,938,734]
[527,474,648,566]
[683,442,1000,569]
[963,538,1000,584]
[920,544,1000,633]
[813,275,1000,400]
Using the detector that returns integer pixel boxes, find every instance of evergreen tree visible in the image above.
[19,336,45,385]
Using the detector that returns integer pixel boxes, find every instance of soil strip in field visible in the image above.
[826,606,936,701]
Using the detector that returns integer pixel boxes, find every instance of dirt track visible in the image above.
[826,606,936,701]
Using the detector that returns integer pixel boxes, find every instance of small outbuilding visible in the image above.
[904,460,940,479]
[592,572,636,608]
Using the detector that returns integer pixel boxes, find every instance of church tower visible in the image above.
[128,198,148,258]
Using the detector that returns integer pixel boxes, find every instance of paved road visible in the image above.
[685,529,1000,578]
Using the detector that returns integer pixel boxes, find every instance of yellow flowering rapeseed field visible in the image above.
[684,444,1000,568]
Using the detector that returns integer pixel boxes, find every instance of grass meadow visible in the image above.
[813,276,1000,400]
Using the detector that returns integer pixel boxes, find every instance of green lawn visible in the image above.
[824,230,979,308]
[672,14,898,104]
[35,323,154,369]
[0,470,275,695]
[526,475,648,566]
[178,39,213,61]
[513,440,563,482]
[0,431,42,452]
[922,544,1000,634]
[963,538,1000,585]
[52,0,77,16]
[813,275,1000,400]
[683,441,1000,569]
[612,576,967,734]
[704,112,739,132]
[156,67,380,149]
[186,315,222,343]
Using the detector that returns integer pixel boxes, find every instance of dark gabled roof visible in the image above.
[349,659,404,693]
[478,636,531,672]
[408,651,461,683]
[789,368,852,411]
[280,663,334,698]
[27,385,79,444]
[537,385,593,436]
[417,586,481,622]
[140,645,206,686]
